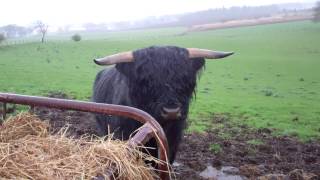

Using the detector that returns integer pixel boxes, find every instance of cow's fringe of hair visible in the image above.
[117,46,204,111]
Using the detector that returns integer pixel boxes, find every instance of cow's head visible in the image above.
[94,46,233,124]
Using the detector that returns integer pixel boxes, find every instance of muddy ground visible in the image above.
[10,92,319,179]
[175,115,320,179]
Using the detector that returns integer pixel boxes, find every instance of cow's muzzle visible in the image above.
[161,106,182,120]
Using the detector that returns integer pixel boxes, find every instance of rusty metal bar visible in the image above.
[0,92,170,180]
[2,102,6,120]
[128,123,154,147]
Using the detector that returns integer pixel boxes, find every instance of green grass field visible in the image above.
[1,21,319,140]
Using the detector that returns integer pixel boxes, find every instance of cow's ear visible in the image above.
[191,58,205,73]
[115,63,135,78]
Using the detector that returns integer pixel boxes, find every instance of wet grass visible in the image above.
[209,143,223,154]
[0,21,319,140]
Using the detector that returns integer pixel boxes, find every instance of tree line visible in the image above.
[0,21,48,44]
[0,2,319,44]
[93,3,319,30]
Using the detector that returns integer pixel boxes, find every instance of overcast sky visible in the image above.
[0,0,317,26]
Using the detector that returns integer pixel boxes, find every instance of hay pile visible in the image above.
[0,113,161,179]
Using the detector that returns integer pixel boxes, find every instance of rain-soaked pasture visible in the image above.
[1,20,319,140]
[1,20,320,179]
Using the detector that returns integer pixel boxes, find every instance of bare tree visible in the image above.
[35,21,48,43]
[313,1,320,23]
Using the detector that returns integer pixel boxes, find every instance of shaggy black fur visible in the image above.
[92,46,204,163]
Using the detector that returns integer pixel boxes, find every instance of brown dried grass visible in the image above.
[0,112,161,180]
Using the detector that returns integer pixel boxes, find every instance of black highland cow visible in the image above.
[92,46,233,163]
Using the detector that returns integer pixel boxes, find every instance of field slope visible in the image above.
[0,21,319,140]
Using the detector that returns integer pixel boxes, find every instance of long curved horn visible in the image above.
[93,51,134,65]
[187,48,234,59]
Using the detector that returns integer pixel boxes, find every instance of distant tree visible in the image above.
[313,1,320,22]
[0,33,5,44]
[71,34,81,42]
[35,21,48,43]
[0,24,32,38]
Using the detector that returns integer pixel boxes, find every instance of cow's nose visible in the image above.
[161,105,182,120]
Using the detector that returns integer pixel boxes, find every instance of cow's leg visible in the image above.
[95,114,108,136]
[163,121,186,164]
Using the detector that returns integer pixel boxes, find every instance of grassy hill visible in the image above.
[1,21,319,140]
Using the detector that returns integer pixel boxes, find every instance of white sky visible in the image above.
[0,0,316,26]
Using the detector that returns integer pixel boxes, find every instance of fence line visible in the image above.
[0,39,69,47]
